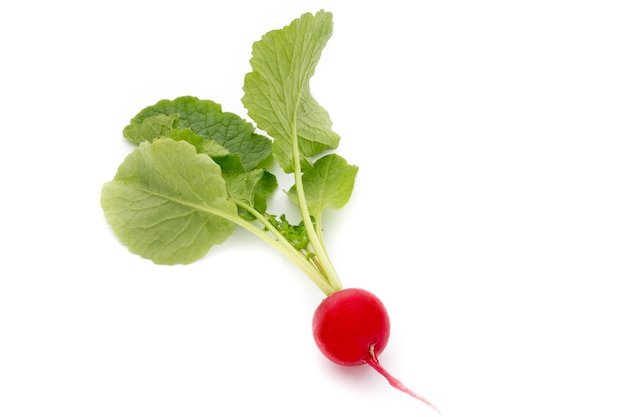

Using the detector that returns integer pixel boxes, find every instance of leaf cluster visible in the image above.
[101,10,356,294]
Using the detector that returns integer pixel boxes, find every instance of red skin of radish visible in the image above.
[312,288,441,414]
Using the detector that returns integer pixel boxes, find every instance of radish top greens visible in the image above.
[101,10,356,295]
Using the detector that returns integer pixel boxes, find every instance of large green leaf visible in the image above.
[287,154,358,220]
[242,10,339,173]
[123,96,272,171]
[101,139,237,265]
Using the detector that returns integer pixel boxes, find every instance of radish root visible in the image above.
[366,345,442,415]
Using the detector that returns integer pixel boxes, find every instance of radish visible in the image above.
[101,10,441,414]
[313,288,441,414]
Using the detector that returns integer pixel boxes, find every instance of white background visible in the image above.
[1,1,625,416]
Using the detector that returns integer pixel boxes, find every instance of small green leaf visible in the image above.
[167,128,230,158]
[101,139,237,265]
[253,170,278,214]
[242,10,339,173]
[200,139,230,158]
[122,113,179,145]
[121,114,230,160]
[265,214,311,251]
[288,154,358,219]
[217,154,278,216]
[124,96,272,171]
[223,166,264,207]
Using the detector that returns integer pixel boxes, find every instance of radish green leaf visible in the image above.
[101,139,238,265]
[287,154,358,221]
[124,96,272,171]
[218,154,278,216]
[242,10,339,173]
[123,113,179,145]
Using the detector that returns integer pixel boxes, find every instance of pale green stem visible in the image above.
[290,128,342,293]
[314,213,327,256]
[225,206,335,295]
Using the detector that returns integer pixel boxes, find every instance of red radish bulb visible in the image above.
[312,288,441,414]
